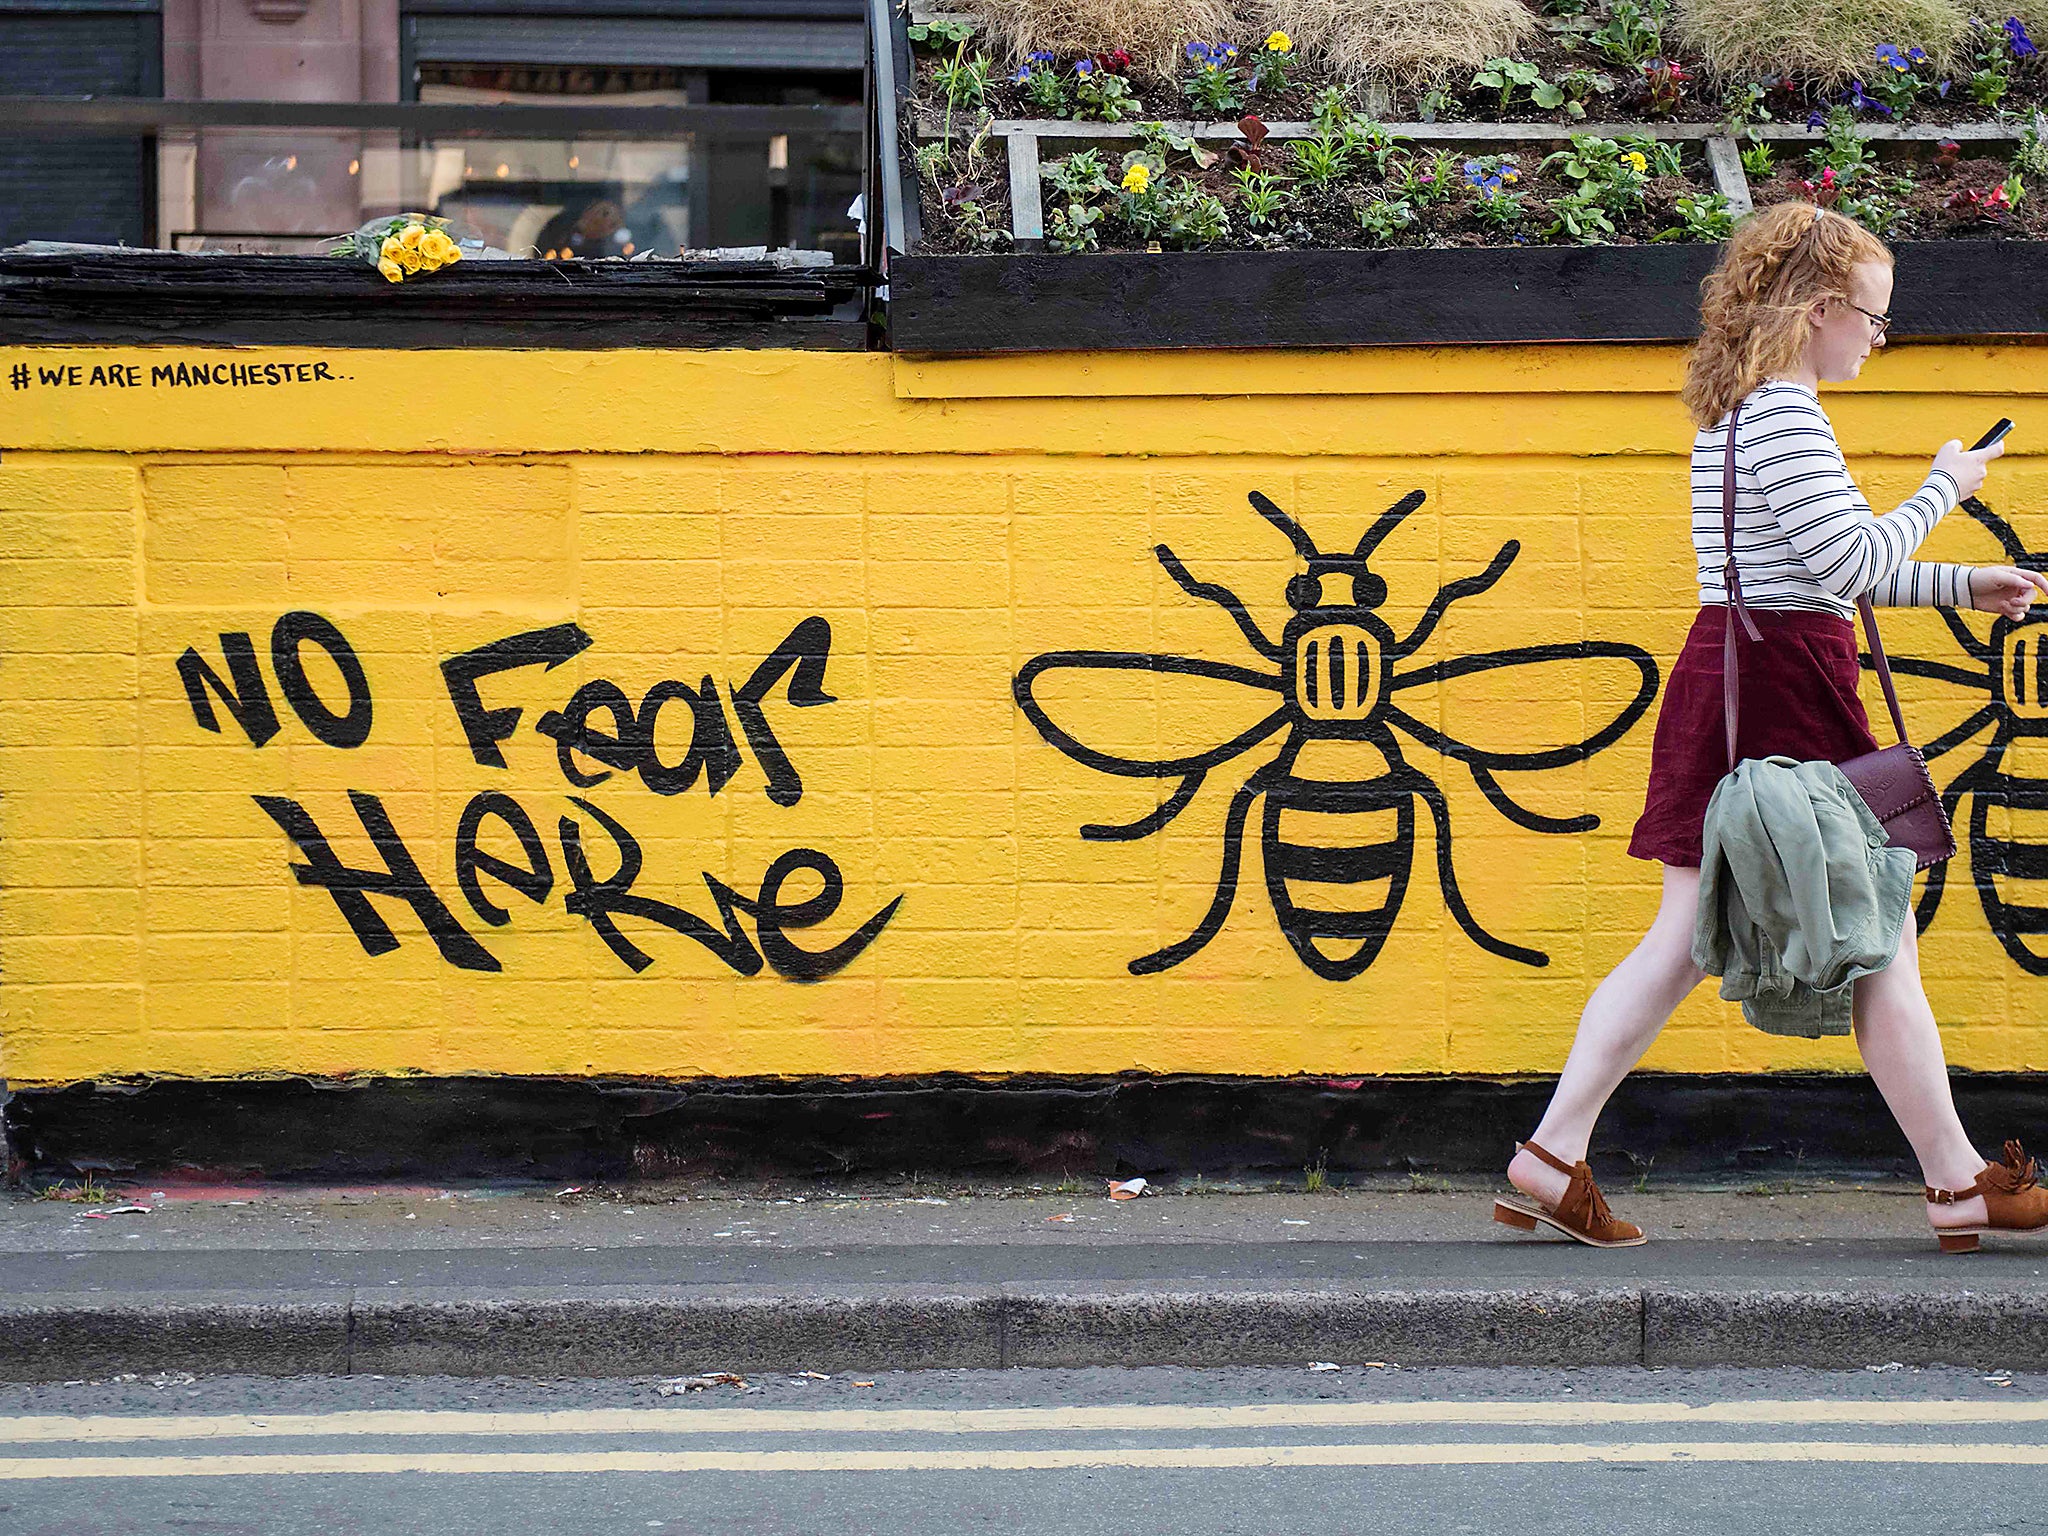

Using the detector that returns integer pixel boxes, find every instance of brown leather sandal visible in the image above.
[1926,1140,2048,1253]
[1492,1139,1646,1249]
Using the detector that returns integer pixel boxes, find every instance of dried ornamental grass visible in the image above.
[1674,0,1969,83]
[971,0,1246,78]
[1256,0,1537,79]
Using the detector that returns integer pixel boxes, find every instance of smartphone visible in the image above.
[1972,418,2015,451]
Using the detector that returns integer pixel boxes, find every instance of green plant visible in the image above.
[1308,84,1355,134]
[1416,85,1456,122]
[933,48,993,110]
[1862,42,1931,116]
[1544,0,1593,15]
[1252,29,1296,93]
[1045,199,1102,252]
[1837,183,1905,236]
[1010,52,1068,115]
[1304,1151,1329,1193]
[945,192,1010,250]
[1809,105,1876,183]
[1339,116,1406,175]
[914,140,950,184]
[1558,66,1617,118]
[1291,132,1353,187]
[1472,55,1548,115]
[1465,154,1527,229]
[2017,117,2048,181]
[1620,131,1685,178]
[36,1172,116,1203]
[906,17,976,49]
[1541,133,1652,214]
[1654,189,1737,239]
[1356,194,1417,240]
[1720,79,1775,139]
[1545,181,1618,241]
[1073,62,1142,121]
[1231,165,1293,224]
[1389,148,1455,204]
[1740,139,1776,175]
[1589,0,1665,68]
[1181,42,1246,113]
[1042,147,1113,201]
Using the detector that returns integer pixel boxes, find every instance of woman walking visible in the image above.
[1495,201,2048,1253]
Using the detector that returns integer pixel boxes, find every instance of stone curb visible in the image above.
[7,1285,2047,1381]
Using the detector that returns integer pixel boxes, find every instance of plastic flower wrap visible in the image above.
[333,214,471,283]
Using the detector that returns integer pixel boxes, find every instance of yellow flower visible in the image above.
[379,235,403,261]
[1265,29,1292,52]
[422,230,459,264]
[377,257,404,283]
[399,223,427,250]
[1122,162,1151,193]
[439,241,462,265]
[1625,151,1647,172]
[396,244,423,272]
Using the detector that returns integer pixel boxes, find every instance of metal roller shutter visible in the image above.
[0,5,161,248]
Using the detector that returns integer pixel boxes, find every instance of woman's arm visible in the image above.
[1744,390,1960,600]
[1869,560,1973,608]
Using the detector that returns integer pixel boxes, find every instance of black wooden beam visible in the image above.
[9,1071,2043,1183]
[0,251,874,349]
[890,242,2048,354]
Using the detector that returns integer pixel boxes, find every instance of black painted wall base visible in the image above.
[8,1072,2048,1185]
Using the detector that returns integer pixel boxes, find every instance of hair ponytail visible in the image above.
[1680,203,1892,428]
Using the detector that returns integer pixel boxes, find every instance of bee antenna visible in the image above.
[1246,491,1321,562]
[1354,489,1428,560]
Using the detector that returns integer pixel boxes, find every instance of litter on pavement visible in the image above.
[1108,1178,1148,1200]
[657,1372,749,1394]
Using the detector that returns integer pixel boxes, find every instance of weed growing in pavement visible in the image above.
[1305,1152,1330,1193]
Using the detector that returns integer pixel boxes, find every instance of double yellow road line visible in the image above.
[2,1399,2038,1480]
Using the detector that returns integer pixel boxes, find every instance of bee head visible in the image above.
[1288,557,1387,612]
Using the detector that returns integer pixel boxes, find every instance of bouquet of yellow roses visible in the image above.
[333,214,467,283]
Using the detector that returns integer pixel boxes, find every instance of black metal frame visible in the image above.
[0,95,863,138]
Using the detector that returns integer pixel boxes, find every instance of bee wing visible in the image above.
[1385,642,1659,769]
[1015,651,1288,777]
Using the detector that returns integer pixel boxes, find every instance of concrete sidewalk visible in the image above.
[5,1178,2046,1380]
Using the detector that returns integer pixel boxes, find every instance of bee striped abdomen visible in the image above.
[1263,767,1412,980]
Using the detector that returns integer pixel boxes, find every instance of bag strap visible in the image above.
[1721,404,1762,774]
[1857,592,1913,748]
[1720,400,1912,773]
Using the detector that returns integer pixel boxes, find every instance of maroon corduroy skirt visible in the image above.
[1628,605,1882,869]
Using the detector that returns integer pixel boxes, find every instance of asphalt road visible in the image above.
[3,1365,2043,1535]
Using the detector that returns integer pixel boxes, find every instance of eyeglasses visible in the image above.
[1844,299,1892,341]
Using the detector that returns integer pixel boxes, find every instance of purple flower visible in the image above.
[1074,57,1096,75]
[2008,15,2039,55]
[1939,77,1952,95]
[1875,42,1909,70]
[1012,64,1032,83]
[1028,49,1056,63]
[1845,79,1894,115]
[1907,44,1928,62]
[1806,108,1827,127]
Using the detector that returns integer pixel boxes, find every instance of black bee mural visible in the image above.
[1013,490,1662,980]
[1873,499,2048,973]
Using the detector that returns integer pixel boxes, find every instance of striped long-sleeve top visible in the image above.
[1692,379,1973,618]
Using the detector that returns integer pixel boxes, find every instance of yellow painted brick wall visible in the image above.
[4,342,2047,1086]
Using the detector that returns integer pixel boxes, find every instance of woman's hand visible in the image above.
[1933,436,2005,500]
[1969,565,2048,618]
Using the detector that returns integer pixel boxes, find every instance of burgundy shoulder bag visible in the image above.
[1720,402,1956,869]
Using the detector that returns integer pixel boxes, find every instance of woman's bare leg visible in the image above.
[1508,864,1708,1208]
[1851,919,1989,1229]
